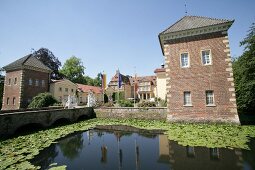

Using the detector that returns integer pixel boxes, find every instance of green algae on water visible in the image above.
[0,118,255,170]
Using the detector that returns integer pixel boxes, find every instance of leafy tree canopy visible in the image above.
[60,56,86,83]
[28,92,58,109]
[233,23,255,114]
[84,73,101,86]
[33,48,62,79]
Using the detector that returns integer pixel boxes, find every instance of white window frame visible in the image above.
[14,78,17,85]
[206,90,215,106]
[35,79,39,86]
[29,78,33,86]
[8,78,11,85]
[201,49,212,65]
[180,52,190,68]
[184,91,192,106]
[42,80,45,87]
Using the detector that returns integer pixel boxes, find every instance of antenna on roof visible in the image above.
[184,1,188,15]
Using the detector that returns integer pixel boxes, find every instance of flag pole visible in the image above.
[118,69,120,104]
[133,66,136,108]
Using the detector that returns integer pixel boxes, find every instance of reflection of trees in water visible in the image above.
[242,138,255,169]
[31,144,58,169]
[59,134,84,160]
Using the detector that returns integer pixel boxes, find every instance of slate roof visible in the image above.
[160,16,234,34]
[3,54,52,72]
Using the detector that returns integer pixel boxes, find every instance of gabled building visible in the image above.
[107,70,132,99]
[130,75,157,101]
[50,79,77,103]
[2,54,51,110]
[136,76,156,100]
[76,84,103,104]
[158,16,239,123]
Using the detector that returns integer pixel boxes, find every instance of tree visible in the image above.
[233,23,255,114]
[60,56,86,83]
[84,73,102,86]
[33,48,62,79]
[28,92,57,109]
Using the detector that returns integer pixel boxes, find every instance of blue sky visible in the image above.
[0,0,254,81]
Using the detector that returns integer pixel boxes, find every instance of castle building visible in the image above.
[50,79,77,104]
[158,16,239,123]
[2,54,51,110]
[107,70,132,100]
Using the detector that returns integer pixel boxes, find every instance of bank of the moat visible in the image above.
[0,118,255,169]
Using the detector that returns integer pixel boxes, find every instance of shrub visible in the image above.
[137,101,156,107]
[118,100,134,107]
[103,102,114,107]
[28,93,58,109]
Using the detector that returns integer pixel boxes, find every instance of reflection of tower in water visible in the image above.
[115,131,123,170]
[101,145,107,163]
[167,139,244,170]
[135,137,140,170]
[100,131,107,163]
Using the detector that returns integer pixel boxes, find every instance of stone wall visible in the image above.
[0,107,95,137]
[95,107,167,120]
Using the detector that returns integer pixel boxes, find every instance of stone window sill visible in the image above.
[206,104,216,107]
[183,105,193,107]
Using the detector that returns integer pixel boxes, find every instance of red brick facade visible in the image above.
[163,32,238,123]
[2,70,22,110]
[2,69,50,110]
[21,69,49,108]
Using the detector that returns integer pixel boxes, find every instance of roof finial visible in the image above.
[185,1,188,15]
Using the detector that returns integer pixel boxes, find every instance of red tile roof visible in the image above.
[154,68,166,73]
[130,76,156,85]
[76,84,102,94]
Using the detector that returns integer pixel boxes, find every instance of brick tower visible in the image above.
[158,16,239,124]
[2,54,51,110]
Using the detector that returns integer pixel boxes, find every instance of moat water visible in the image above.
[31,127,255,170]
